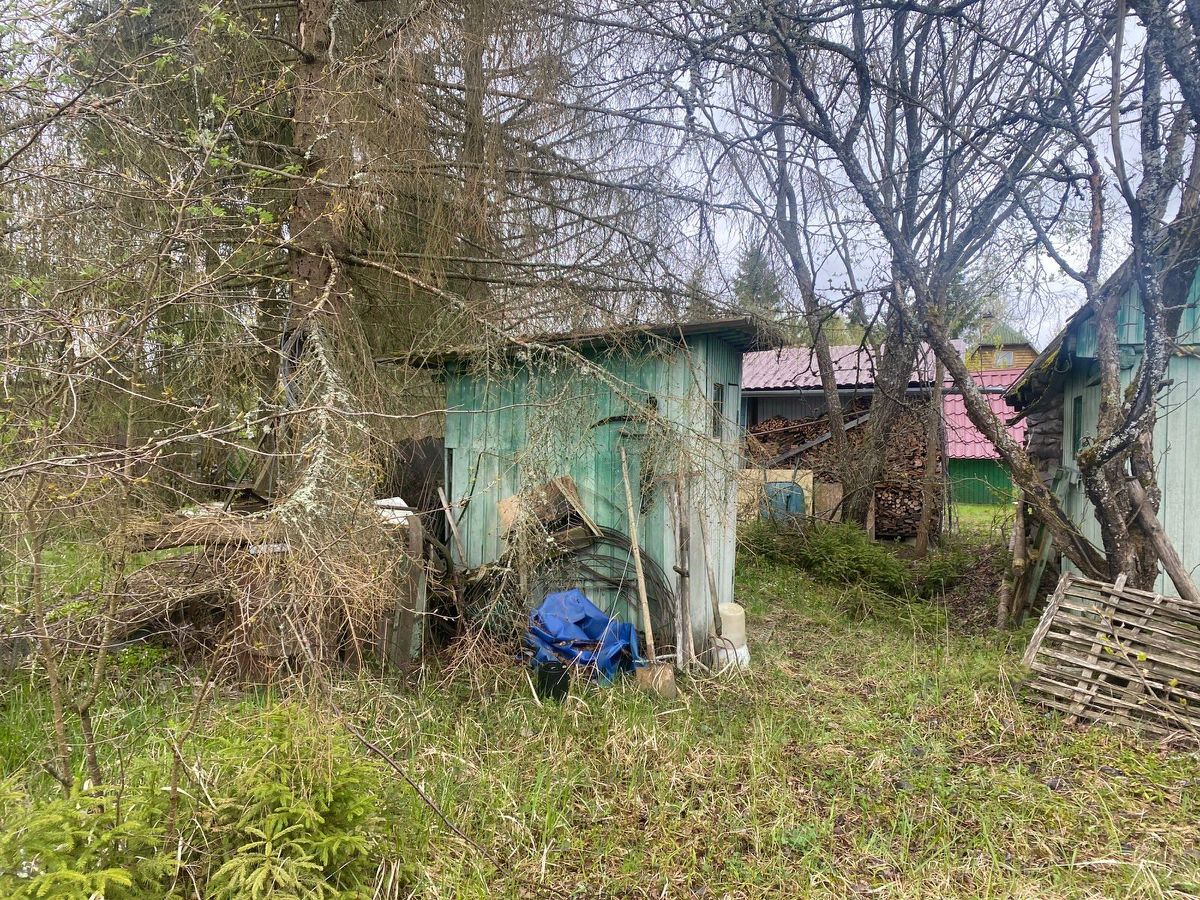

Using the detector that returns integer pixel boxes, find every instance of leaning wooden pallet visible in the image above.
[1023,572,1200,737]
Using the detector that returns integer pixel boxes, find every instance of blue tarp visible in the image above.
[524,589,644,682]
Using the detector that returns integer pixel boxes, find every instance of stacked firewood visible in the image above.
[747,402,937,537]
[748,398,872,465]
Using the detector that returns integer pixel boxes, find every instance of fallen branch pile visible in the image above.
[1023,572,1200,737]
[19,501,434,679]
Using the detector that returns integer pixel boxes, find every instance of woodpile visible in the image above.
[748,399,872,463]
[747,401,939,538]
[35,554,231,656]
[1024,572,1200,737]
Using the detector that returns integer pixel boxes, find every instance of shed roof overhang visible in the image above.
[1005,217,1200,413]
[1005,257,1136,414]
[384,316,786,368]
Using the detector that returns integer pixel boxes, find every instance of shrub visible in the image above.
[0,774,174,900]
[790,522,913,597]
[737,519,806,565]
[0,703,396,900]
[201,703,386,900]
[916,540,976,598]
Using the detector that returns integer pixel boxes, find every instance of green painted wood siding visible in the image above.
[1060,354,1200,592]
[948,459,1013,505]
[443,334,743,650]
[1074,268,1200,356]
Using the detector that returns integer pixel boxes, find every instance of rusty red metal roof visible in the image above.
[742,343,950,391]
[944,368,1027,460]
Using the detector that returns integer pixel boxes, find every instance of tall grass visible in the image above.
[1,530,1198,898]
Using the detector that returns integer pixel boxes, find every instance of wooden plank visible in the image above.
[1042,599,1200,660]
[1023,571,1071,667]
[1026,670,1200,732]
[1036,626,1200,687]
[1050,600,1200,648]
[1064,571,1122,722]
[1016,469,1067,620]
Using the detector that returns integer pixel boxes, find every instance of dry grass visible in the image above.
[324,559,1200,898]
[3,554,1200,898]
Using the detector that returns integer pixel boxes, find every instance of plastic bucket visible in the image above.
[534,662,570,701]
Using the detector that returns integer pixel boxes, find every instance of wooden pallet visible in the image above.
[1023,572,1200,737]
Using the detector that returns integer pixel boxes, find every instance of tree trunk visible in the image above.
[768,60,851,494]
[914,356,944,556]
[289,0,350,325]
[844,310,919,526]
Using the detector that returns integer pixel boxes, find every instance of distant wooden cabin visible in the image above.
[434,318,779,656]
[1007,266,1200,592]
[967,319,1038,372]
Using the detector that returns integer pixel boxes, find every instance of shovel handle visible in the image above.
[619,446,657,663]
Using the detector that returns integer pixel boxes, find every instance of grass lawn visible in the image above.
[951,501,1013,534]
[3,555,1199,897]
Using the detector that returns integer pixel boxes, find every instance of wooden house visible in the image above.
[967,318,1038,372]
[434,318,779,657]
[1006,267,1200,592]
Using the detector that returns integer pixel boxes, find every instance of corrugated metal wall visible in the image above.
[948,458,1013,505]
[443,334,742,652]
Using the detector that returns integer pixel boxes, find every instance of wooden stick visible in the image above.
[1009,495,1028,620]
[438,486,468,563]
[669,478,696,667]
[619,447,656,662]
[693,499,723,638]
[1023,571,1073,667]
[997,496,1025,627]
[1127,479,1200,605]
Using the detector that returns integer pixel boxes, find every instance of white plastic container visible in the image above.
[712,641,751,671]
[713,602,750,670]
[718,602,747,648]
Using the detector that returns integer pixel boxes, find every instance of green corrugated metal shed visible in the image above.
[438,319,776,655]
[1009,265,1200,593]
[948,458,1013,505]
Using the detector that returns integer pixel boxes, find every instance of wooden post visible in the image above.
[915,358,945,556]
[1126,479,1200,605]
[619,447,657,662]
[997,495,1027,627]
[438,486,467,564]
[693,497,724,640]
[672,482,691,657]
[1009,495,1028,620]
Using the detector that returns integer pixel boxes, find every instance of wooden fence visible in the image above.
[1023,572,1200,737]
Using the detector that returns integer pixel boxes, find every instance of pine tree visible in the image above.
[732,246,785,316]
